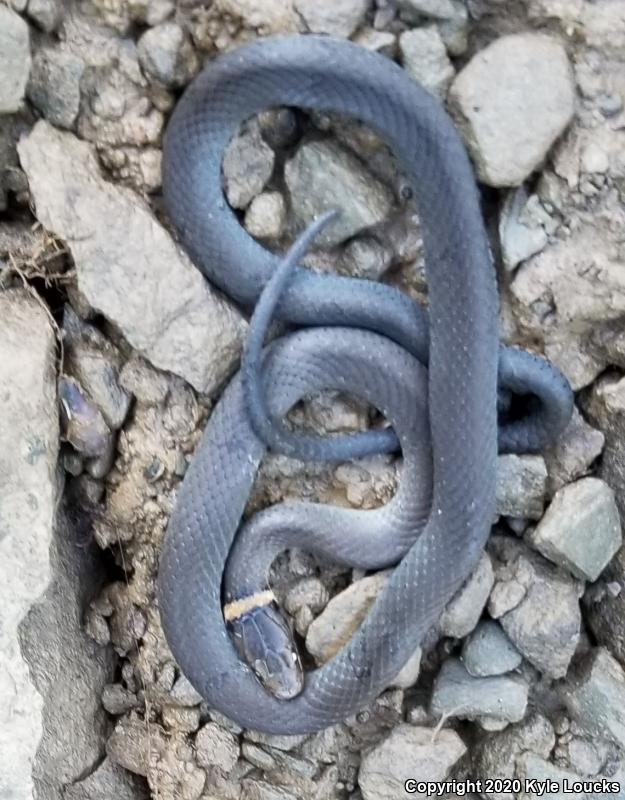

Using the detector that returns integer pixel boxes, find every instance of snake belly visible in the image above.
[158,33,500,734]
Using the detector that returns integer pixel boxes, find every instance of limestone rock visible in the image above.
[0,6,31,113]
[528,478,622,582]
[431,658,528,725]
[359,724,466,800]
[449,34,575,186]
[294,0,370,38]
[461,621,522,677]
[488,538,581,678]
[439,552,494,638]
[399,27,455,97]
[18,121,246,396]
[496,455,547,521]
[285,139,394,247]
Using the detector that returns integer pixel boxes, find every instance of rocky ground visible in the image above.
[2,0,625,798]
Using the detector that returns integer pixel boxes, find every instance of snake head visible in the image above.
[226,596,304,700]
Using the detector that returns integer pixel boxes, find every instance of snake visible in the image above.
[157,34,573,733]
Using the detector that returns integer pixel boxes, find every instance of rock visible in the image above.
[65,756,147,800]
[473,713,556,800]
[562,648,625,750]
[449,34,575,186]
[390,647,422,689]
[0,291,54,798]
[107,717,168,777]
[499,188,549,272]
[294,0,370,37]
[354,28,397,56]
[0,6,31,113]
[528,478,622,582]
[358,724,466,800]
[488,538,581,679]
[170,674,203,707]
[59,377,113,459]
[1,292,112,799]
[397,0,457,19]
[244,191,286,240]
[543,407,605,493]
[101,683,138,715]
[195,722,240,774]
[242,781,298,800]
[399,27,455,97]
[431,659,528,725]
[439,552,494,639]
[214,0,299,34]
[340,236,393,280]
[19,121,247,396]
[516,753,598,800]
[461,621,522,677]
[27,0,63,31]
[285,139,394,247]
[496,455,547,520]
[284,577,329,616]
[137,22,198,88]
[27,47,85,130]
[161,705,201,733]
[306,571,391,663]
[223,122,275,210]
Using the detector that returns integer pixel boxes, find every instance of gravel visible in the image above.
[27,46,85,130]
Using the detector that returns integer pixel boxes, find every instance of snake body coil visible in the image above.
[158,35,572,733]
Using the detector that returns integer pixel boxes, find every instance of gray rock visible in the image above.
[489,538,581,679]
[107,718,168,777]
[137,22,198,88]
[1,292,111,800]
[449,34,575,186]
[170,674,203,707]
[544,407,605,493]
[214,0,299,35]
[306,571,391,663]
[496,454,547,520]
[101,683,138,715]
[473,713,556,800]
[27,47,85,130]
[161,705,201,733]
[19,121,247,396]
[562,648,625,750]
[27,0,63,31]
[59,377,113,459]
[528,478,622,582]
[499,188,549,272]
[223,122,275,209]
[285,139,394,247]
[439,552,494,638]
[65,757,147,800]
[397,0,458,20]
[0,6,31,113]
[294,0,370,37]
[244,731,308,752]
[244,191,286,240]
[195,722,240,774]
[461,621,522,677]
[431,658,528,725]
[358,724,466,800]
[399,27,455,97]
[340,236,393,280]
[390,647,422,689]
[354,28,397,56]
[284,577,329,616]
[516,753,598,800]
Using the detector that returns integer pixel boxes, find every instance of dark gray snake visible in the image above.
[157,34,573,733]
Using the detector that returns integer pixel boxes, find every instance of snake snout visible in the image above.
[226,597,304,700]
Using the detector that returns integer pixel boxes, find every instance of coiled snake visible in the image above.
[157,34,573,733]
